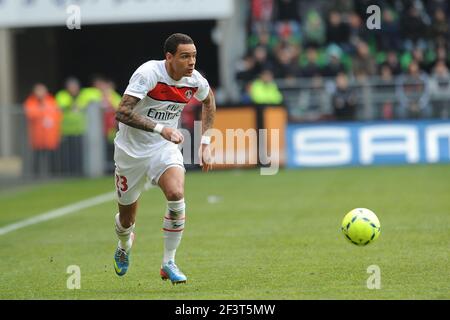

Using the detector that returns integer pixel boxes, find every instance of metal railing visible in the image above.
[273,75,450,122]
[0,102,112,183]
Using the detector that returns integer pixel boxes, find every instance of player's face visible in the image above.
[169,44,197,77]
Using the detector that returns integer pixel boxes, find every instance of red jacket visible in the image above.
[24,94,62,150]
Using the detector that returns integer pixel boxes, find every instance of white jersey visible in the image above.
[114,60,210,158]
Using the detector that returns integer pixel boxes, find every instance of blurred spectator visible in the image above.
[432,45,450,70]
[90,76,121,169]
[326,10,350,52]
[352,41,377,77]
[322,44,346,77]
[241,82,254,104]
[400,3,429,51]
[379,63,394,81]
[332,72,357,121]
[273,0,301,46]
[274,0,300,22]
[425,0,449,22]
[300,46,323,77]
[429,60,450,118]
[24,83,62,178]
[252,45,275,78]
[376,63,396,120]
[385,50,402,76]
[275,21,301,46]
[55,77,87,175]
[396,61,431,119]
[376,8,401,51]
[249,69,283,104]
[251,0,275,32]
[411,47,431,72]
[273,43,301,79]
[273,37,301,60]
[93,77,121,143]
[248,29,276,52]
[348,11,369,50]
[430,8,449,48]
[236,54,258,103]
[292,75,329,121]
[302,9,326,47]
[56,75,119,175]
[236,53,258,84]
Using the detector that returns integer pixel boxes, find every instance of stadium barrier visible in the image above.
[193,104,287,172]
[2,81,450,183]
[0,102,110,181]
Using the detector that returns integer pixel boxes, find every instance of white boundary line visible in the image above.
[0,192,116,236]
[0,181,156,236]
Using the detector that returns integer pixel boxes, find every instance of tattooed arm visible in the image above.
[116,94,157,132]
[116,94,184,144]
[201,89,216,134]
[199,89,216,172]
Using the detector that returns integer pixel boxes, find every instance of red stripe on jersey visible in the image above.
[148,82,197,103]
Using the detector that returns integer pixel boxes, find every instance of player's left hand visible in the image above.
[199,143,213,172]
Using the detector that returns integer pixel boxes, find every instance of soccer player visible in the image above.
[112,33,216,284]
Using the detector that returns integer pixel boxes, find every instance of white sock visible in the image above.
[115,213,135,252]
[162,199,185,264]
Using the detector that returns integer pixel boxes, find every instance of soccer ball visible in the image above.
[341,208,381,246]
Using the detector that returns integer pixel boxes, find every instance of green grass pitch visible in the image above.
[0,164,449,299]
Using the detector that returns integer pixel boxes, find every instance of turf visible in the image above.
[0,165,449,299]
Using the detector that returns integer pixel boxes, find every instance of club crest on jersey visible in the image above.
[185,90,193,100]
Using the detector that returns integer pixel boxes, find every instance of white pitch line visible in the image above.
[0,191,116,236]
[0,181,156,236]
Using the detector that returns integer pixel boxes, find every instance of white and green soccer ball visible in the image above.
[341,208,381,246]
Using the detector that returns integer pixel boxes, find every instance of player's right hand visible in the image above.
[161,127,184,144]
[199,143,213,172]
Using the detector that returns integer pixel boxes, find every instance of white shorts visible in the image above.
[114,141,185,205]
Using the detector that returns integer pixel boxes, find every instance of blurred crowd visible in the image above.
[21,0,450,176]
[23,76,121,177]
[236,0,450,121]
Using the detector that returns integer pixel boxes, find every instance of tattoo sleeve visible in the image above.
[201,89,216,134]
[115,94,158,132]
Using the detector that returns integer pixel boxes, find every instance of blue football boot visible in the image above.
[160,261,187,285]
[114,232,134,276]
